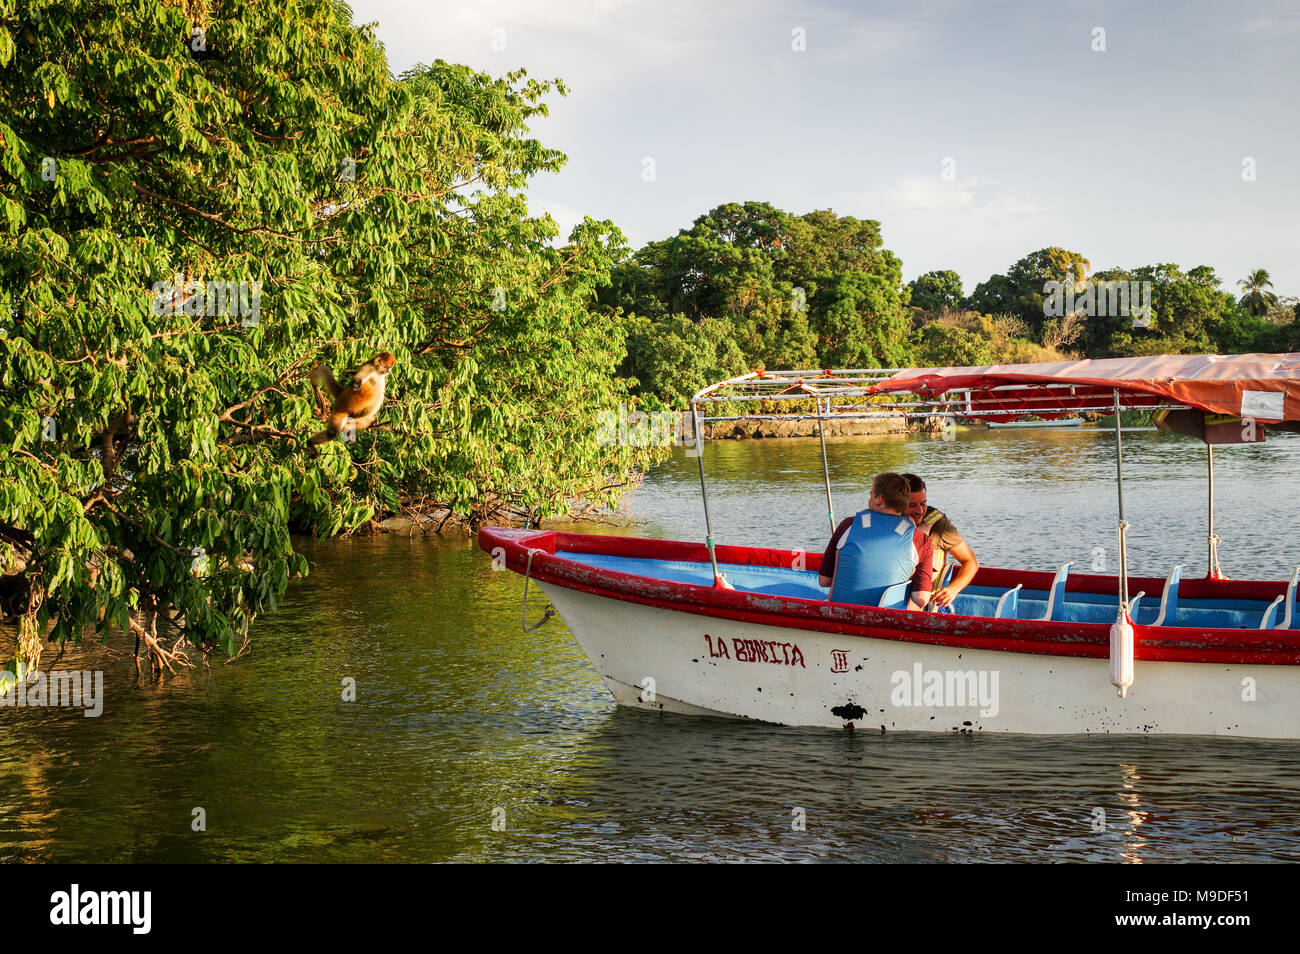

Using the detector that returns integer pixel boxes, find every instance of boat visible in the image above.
[478,354,1300,737]
[986,417,1082,428]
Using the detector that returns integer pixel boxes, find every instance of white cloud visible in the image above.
[845,174,1043,221]
[359,0,775,79]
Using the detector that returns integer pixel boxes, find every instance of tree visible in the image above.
[1238,268,1279,317]
[967,248,1090,338]
[621,313,747,409]
[1131,263,1220,348]
[908,270,963,313]
[815,271,912,368]
[1076,266,1135,357]
[605,204,912,402]
[0,1,658,678]
[775,209,890,285]
[965,273,1019,320]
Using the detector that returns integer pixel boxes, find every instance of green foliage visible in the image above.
[966,248,1090,337]
[610,202,912,402]
[1238,268,1279,318]
[0,0,658,667]
[620,313,746,411]
[816,271,911,368]
[908,269,963,313]
[913,323,994,368]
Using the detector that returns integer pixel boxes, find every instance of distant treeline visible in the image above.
[602,201,1300,409]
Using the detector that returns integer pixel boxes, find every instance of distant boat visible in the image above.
[986,417,1083,428]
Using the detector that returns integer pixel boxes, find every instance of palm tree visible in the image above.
[1239,268,1280,317]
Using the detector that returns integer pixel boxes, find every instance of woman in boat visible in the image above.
[817,472,934,610]
[902,473,980,611]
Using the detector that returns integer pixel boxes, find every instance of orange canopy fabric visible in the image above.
[866,354,1300,424]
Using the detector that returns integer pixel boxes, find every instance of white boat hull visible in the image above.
[542,582,1297,737]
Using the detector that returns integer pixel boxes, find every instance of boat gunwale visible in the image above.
[479,526,1300,666]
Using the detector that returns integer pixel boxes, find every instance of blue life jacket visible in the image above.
[828,509,919,607]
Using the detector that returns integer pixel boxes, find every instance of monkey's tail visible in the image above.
[310,365,344,398]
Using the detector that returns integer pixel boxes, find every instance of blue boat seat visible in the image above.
[1030,563,1072,621]
[1151,565,1184,626]
[994,583,1023,619]
[877,582,910,610]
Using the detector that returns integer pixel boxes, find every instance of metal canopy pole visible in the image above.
[691,402,721,583]
[816,396,836,533]
[1207,444,1223,578]
[1113,388,1130,614]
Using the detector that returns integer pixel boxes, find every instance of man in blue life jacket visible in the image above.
[817,472,934,610]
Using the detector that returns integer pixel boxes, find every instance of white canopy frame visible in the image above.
[688,368,1192,594]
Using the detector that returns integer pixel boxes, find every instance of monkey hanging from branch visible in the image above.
[307,352,396,452]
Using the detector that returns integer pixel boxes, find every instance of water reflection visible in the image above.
[456,709,1300,863]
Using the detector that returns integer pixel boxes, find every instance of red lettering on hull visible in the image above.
[703,634,805,668]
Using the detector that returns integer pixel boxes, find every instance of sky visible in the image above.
[347,0,1300,298]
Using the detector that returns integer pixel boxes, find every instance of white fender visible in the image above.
[1109,616,1135,698]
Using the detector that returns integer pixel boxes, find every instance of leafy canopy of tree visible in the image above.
[965,247,1091,338]
[617,215,1298,411]
[954,250,1297,360]
[1238,268,1279,318]
[609,201,912,404]
[907,269,963,313]
[0,0,660,674]
[620,313,747,410]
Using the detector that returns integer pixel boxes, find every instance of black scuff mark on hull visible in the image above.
[832,703,867,720]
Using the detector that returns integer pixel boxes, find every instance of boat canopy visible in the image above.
[692,353,1300,425]
[869,353,1300,424]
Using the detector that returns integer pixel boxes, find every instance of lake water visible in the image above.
[3,426,1299,862]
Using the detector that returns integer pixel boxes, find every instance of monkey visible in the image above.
[308,352,396,451]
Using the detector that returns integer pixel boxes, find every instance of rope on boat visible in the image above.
[1110,387,1136,698]
[521,548,558,633]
